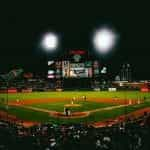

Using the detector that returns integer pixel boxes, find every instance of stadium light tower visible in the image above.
[93,27,118,55]
[41,32,59,52]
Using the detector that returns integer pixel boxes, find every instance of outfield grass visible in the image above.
[0,91,150,124]
[0,91,150,101]
[0,99,150,124]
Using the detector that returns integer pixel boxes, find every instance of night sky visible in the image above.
[0,1,150,80]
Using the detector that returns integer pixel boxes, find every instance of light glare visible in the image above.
[41,33,58,51]
[93,27,117,54]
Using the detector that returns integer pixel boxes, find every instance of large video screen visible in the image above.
[62,61,93,78]
[47,60,101,79]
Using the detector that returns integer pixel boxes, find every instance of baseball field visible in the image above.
[0,91,150,126]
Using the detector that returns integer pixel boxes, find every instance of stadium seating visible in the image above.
[0,114,150,150]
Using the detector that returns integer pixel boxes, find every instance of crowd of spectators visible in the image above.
[0,113,150,150]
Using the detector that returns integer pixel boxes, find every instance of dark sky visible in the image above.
[0,1,150,80]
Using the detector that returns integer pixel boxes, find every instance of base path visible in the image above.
[92,107,150,128]
[3,96,148,127]
[8,97,139,119]
[10,103,130,119]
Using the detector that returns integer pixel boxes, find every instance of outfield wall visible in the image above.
[0,88,32,93]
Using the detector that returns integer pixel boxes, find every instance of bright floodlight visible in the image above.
[41,32,58,51]
[93,27,117,54]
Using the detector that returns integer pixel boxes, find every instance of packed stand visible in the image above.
[0,113,150,150]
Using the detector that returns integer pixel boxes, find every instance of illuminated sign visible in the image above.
[48,70,55,75]
[70,50,86,55]
[48,75,55,79]
[48,61,54,66]
[73,54,81,62]
[141,88,149,92]
[70,63,85,68]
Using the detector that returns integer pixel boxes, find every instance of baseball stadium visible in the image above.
[0,91,150,126]
[0,50,150,128]
[1,5,150,149]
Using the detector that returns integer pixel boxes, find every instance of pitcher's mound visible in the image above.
[64,104,81,107]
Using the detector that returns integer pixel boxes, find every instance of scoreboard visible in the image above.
[47,50,106,79]
[48,60,101,79]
